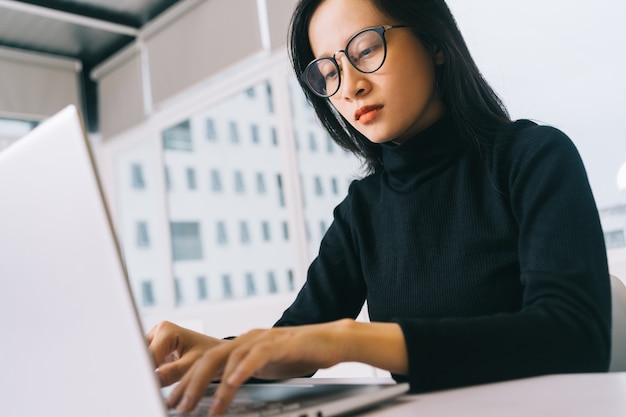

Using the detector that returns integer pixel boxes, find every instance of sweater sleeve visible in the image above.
[395,125,611,392]
[273,188,368,327]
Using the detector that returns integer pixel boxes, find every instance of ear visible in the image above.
[433,45,445,65]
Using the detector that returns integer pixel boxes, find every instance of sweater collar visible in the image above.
[380,115,466,188]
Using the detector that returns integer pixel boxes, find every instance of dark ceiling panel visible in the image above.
[14,0,181,27]
[0,7,133,66]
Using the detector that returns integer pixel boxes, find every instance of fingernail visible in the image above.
[227,370,244,385]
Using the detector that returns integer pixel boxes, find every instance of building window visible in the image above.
[331,177,339,195]
[206,118,217,140]
[234,171,245,193]
[314,176,323,196]
[326,136,335,153]
[271,127,278,146]
[197,276,208,301]
[131,163,145,189]
[256,172,266,194]
[175,278,183,305]
[251,124,260,144]
[605,230,626,249]
[261,221,271,242]
[266,83,274,114]
[277,174,285,207]
[309,132,317,152]
[229,121,239,143]
[170,221,203,261]
[245,86,256,98]
[320,220,327,237]
[222,274,233,299]
[162,120,193,152]
[216,221,228,245]
[186,167,197,190]
[282,221,289,241]
[268,271,278,294]
[245,273,256,296]
[210,169,222,192]
[136,221,150,247]
[240,221,250,244]
[287,270,295,291]
[141,280,155,307]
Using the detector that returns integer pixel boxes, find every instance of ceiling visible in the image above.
[0,0,183,129]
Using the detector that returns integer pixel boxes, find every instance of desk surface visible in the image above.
[305,372,626,416]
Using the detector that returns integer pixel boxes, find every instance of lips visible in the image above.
[354,105,383,123]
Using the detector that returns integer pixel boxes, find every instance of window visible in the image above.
[245,273,256,296]
[222,274,233,299]
[186,167,197,190]
[268,271,278,294]
[266,83,274,113]
[309,132,317,152]
[210,169,222,192]
[256,172,266,194]
[314,176,323,196]
[234,171,245,193]
[131,163,145,189]
[326,136,335,154]
[605,230,626,249]
[229,121,239,143]
[216,221,228,245]
[261,221,271,242]
[206,118,217,140]
[251,124,260,144]
[197,276,208,301]
[175,278,183,305]
[141,280,155,307]
[287,270,295,291]
[282,221,289,240]
[320,220,327,237]
[277,174,285,207]
[271,127,278,146]
[240,221,250,244]
[163,120,193,151]
[136,221,150,247]
[170,222,203,261]
[331,177,339,195]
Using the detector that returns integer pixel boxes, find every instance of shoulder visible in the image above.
[496,119,579,157]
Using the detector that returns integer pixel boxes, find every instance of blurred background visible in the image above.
[1,0,624,377]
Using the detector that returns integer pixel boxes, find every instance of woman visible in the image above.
[149,0,611,414]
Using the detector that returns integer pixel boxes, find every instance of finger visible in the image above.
[171,347,230,413]
[148,323,180,367]
[155,357,186,387]
[211,343,272,415]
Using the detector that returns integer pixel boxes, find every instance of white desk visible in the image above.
[306,373,626,416]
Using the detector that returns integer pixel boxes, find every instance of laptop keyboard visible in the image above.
[167,395,303,417]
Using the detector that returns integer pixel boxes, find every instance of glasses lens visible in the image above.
[346,28,386,73]
[305,58,340,97]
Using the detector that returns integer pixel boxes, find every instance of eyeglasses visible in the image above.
[301,25,409,98]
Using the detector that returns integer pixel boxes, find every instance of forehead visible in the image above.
[308,0,389,57]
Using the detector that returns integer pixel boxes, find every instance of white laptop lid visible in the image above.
[0,105,409,417]
[0,106,166,417]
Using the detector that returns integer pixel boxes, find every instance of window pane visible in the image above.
[170,221,203,261]
[163,120,193,152]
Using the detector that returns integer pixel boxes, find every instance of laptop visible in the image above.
[0,105,409,417]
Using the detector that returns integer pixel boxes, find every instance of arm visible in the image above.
[167,318,408,414]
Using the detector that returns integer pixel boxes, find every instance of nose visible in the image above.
[335,53,369,101]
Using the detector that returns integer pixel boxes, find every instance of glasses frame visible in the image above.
[301,24,409,98]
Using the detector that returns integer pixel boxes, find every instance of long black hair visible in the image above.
[289,0,511,174]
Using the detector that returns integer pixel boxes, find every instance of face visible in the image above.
[308,0,445,144]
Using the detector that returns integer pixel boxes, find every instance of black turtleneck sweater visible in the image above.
[274,117,611,392]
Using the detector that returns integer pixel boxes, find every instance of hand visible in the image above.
[147,321,225,386]
[167,321,350,414]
